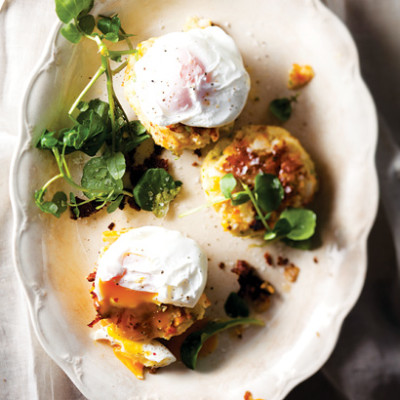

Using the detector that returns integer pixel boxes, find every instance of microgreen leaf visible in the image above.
[105,151,125,180]
[220,173,237,199]
[97,15,121,35]
[36,130,59,150]
[224,292,249,318]
[278,208,316,241]
[106,194,124,213]
[35,190,67,218]
[114,120,150,153]
[152,185,182,218]
[69,192,80,218]
[133,168,182,217]
[255,173,284,212]
[81,156,123,199]
[55,0,93,24]
[104,32,119,43]
[272,218,292,238]
[60,22,83,43]
[180,318,264,370]
[78,14,95,35]
[231,191,250,206]
[62,99,110,156]
[269,98,292,122]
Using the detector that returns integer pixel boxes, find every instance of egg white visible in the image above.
[133,26,250,128]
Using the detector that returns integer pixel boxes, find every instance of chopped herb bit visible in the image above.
[269,95,298,122]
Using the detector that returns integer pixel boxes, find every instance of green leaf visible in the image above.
[269,98,292,122]
[62,99,110,156]
[77,100,89,112]
[133,168,181,217]
[78,14,95,35]
[224,292,249,318]
[106,152,125,180]
[69,192,80,218]
[231,191,250,206]
[152,185,182,218]
[115,120,149,153]
[180,318,264,370]
[254,173,284,213]
[272,218,292,238]
[220,173,237,199]
[107,194,123,213]
[34,190,67,218]
[279,208,316,241]
[81,156,123,199]
[52,191,68,216]
[97,15,121,35]
[104,32,119,43]
[60,22,82,43]
[36,130,59,150]
[55,0,93,24]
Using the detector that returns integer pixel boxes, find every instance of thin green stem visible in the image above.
[241,182,271,232]
[120,26,133,50]
[122,190,133,197]
[104,56,116,152]
[112,60,128,75]
[68,198,92,207]
[61,142,72,178]
[40,174,63,195]
[68,65,106,116]
[109,49,136,57]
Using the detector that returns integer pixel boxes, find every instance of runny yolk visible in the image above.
[98,278,157,310]
[113,348,145,380]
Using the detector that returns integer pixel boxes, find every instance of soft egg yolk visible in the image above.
[97,278,158,312]
[105,323,148,379]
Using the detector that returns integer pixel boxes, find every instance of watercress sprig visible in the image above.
[34,1,170,218]
[219,172,317,245]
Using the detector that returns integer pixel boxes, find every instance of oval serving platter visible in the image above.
[10,0,378,399]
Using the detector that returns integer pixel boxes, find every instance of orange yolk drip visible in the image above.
[98,279,157,310]
[113,348,145,380]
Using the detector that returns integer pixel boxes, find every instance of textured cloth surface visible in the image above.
[1,1,399,399]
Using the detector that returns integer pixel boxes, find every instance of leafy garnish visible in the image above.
[55,0,93,24]
[277,208,316,241]
[269,95,298,122]
[34,190,67,218]
[133,168,182,218]
[254,173,284,213]
[34,2,172,219]
[180,318,264,370]
[219,172,316,246]
[224,292,249,318]
[219,173,249,206]
[81,155,124,199]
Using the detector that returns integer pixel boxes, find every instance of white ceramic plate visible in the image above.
[10,0,378,399]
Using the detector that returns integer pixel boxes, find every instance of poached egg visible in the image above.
[93,226,207,309]
[132,26,250,128]
[91,226,208,379]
